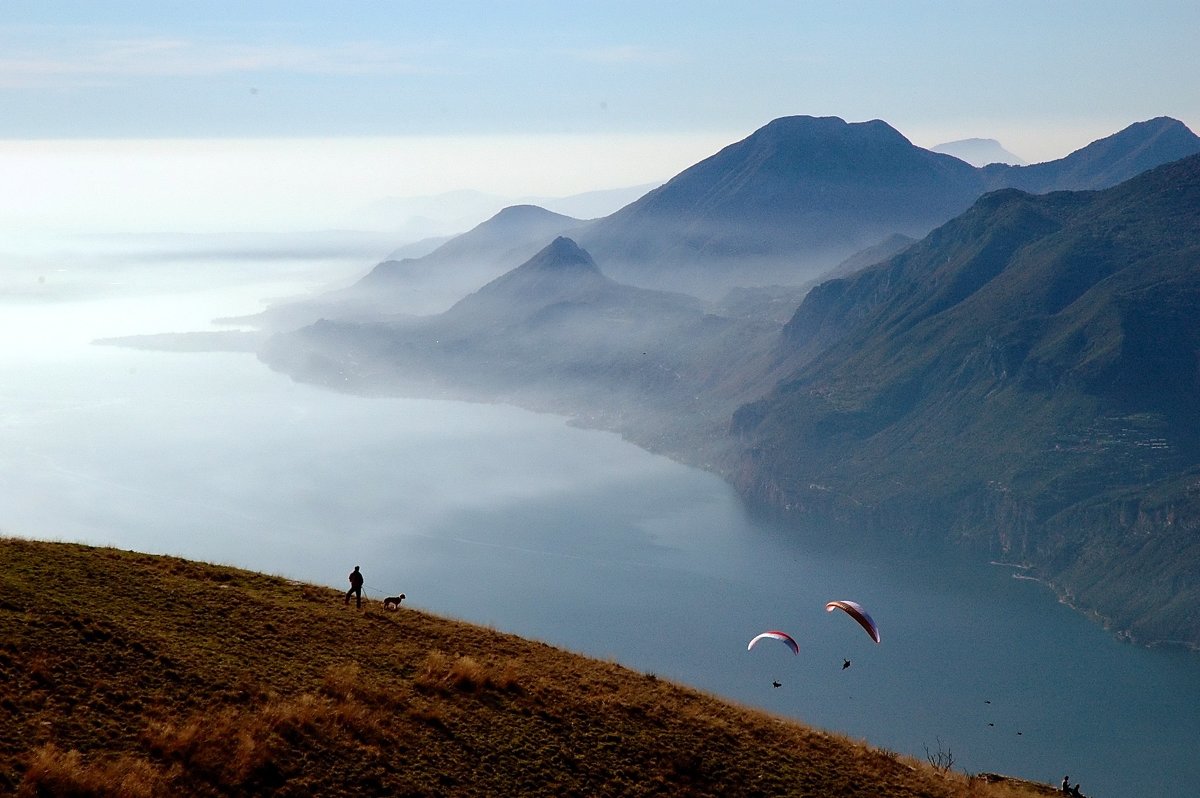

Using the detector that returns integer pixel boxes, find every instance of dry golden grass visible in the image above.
[0,538,1056,797]
[19,743,168,798]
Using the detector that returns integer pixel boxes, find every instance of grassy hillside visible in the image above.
[0,538,1052,797]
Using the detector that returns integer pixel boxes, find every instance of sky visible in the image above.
[2,1,1198,235]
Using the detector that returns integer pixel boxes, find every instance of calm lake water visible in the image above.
[3,242,1198,798]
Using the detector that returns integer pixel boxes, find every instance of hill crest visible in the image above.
[0,538,1052,797]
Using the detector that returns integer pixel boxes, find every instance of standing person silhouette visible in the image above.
[345,565,364,608]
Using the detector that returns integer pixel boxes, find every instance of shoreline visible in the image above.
[113,330,1200,655]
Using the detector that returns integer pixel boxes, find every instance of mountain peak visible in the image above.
[1072,116,1198,163]
[452,237,610,318]
[753,115,908,143]
[487,203,577,227]
[745,115,915,156]
[1127,115,1193,134]
[513,236,600,276]
[756,114,848,135]
[580,114,983,296]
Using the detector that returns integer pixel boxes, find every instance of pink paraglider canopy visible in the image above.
[747,630,799,655]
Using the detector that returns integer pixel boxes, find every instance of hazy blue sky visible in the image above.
[3,1,1197,234]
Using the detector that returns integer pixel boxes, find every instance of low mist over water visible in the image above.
[3,242,1198,797]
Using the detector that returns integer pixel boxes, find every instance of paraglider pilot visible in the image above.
[345,565,364,608]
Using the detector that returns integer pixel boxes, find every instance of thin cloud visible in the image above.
[0,36,437,88]
[562,45,681,65]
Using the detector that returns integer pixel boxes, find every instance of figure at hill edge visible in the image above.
[1060,776,1084,797]
[345,565,364,608]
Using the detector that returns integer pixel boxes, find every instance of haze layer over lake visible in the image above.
[3,238,1197,798]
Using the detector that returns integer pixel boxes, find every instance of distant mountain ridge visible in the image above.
[354,203,588,318]
[932,138,1026,166]
[242,205,586,329]
[275,114,1198,320]
[357,182,659,240]
[979,116,1200,193]
[360,204,585,294]
[575,114,1199,298]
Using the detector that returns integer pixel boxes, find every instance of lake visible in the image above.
[3,240,1197,798]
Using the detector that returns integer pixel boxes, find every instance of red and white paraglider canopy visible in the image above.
[747,630,800,655]
[825,600,881,643]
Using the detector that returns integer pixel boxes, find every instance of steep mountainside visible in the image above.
[821,233,916,281]
[732,154,1200,645]
[711,235,916,325]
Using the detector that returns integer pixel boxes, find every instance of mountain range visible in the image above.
[321,115,1199,308]
[241,204,585,329]
[262,236,778,453]
[577,115,1200,298]
[257,115,1200,646]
